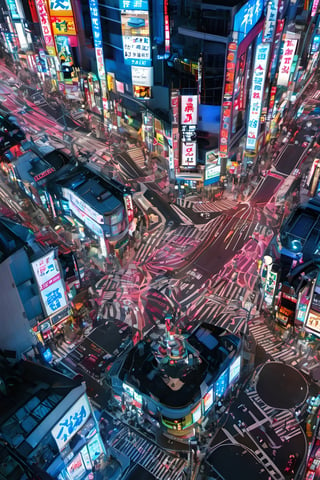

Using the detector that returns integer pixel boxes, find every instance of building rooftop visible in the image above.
[0,216,44,263]
[118,323,240,408]
[55,166,125,216]
[0,359,80,453]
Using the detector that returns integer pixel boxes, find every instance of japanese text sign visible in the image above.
[89,0,103,49]
[6,0,20,20]
[51,16,76,35]
[49,0,73,16]
[51,395,91,451]
[219,42,237,158]
[32,251,67,316]
[120,0,148,9]
[121,11,151,66]
[35,0,56,55]
[234,0,263,44]
[246,42,270,151]
[181,141,197,167]
[277,38,297,86]
[180,95,198,125]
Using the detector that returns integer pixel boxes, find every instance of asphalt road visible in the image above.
[274,144,306,176]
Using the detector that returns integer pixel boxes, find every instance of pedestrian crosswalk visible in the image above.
[176,196,235,213]
[111,427,187,480]
[127,146,146,170]
[312,90,320,100]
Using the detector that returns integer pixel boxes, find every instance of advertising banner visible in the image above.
[49,0,73,16]
[277,38,297,87]
[62,188,104,224]
[32,251,67,316]
[181,142,197,167]
[204,150,220,185]
[35,0,56,56]
[246,41,270,151]
[121,11,151,66]
[131,66,153,86]
[219,42,237,158]
[51,395,91,451]
[180,95,198,125]
[263,0,278,43]
[51,15,76,35]
[55,36,73,66]
[233,0,264,44]
[305,309,320,335]
[312,0,320,17]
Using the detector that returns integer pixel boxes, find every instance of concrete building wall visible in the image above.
[0,255,35,357]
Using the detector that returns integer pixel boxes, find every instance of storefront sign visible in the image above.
[55,35,73,66]
[35,0,56,56]
[34,167,55,181]
[181,141,197,167]
[131,66,153,86]
[51,395,91,451]
[246,41,270,151]
[62,188,104,224]
[121,11,151,66]
[180,95,198,125]
[277,38,297,87]
[51,15,76,35]
[120,0,148,9]
[234,0,264,44]
[171,89,179,125]
[264,270,277,306]
[89,0,102,49]
[32,251,67,316]
[49,0,73,16]
[219,42,237,158]
[263,0,278,42]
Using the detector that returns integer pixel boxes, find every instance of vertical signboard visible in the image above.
[88,0,108,119]
[32,251,67,316]
[121,11,151,66]
[6,0,20,20]
[35,0,56,55]
[164,0,170,53]
[181,142,197,167]
[51,395,91,451]
[277,38,297,86]
[312,0,320,17]
[180,95,198,125]
[171,90,180,172]
[219,42,237,159]
[263,0,278,43]
[246,41,270,151]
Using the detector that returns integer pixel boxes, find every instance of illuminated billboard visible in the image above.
[181,142,197,168]
[51,15,76,35]
[49,0,73,16]
[192,402,202,423]
[204,150,220,185]
[215,370,228,398]
[35,0,56,56]
[277,38,297,87]
[32,251,67,316]
[219,42,237,158]
[121,11,151,66]
[234,0,264,44]
[55,35,73,66]
[6,0,20,20]
[131,66,153,86]
[180,95,198,125]
[203,388,213,411]
[263,0,278,43]
[305,309,320,336]
[120,0,149,9]
[51,395,91,451]
[124,193,134,223]
[246,41,270,151]
[229,356,241,384]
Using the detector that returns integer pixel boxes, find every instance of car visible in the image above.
[284,454,298,474]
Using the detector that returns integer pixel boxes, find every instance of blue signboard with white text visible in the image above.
[234,0,264,44]
[120,0,149,10]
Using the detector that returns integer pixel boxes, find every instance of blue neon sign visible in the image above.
[234,0,264,44]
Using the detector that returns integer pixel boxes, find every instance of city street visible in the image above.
[0,58,320,480]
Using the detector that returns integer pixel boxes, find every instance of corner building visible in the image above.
[110,323,242,439]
